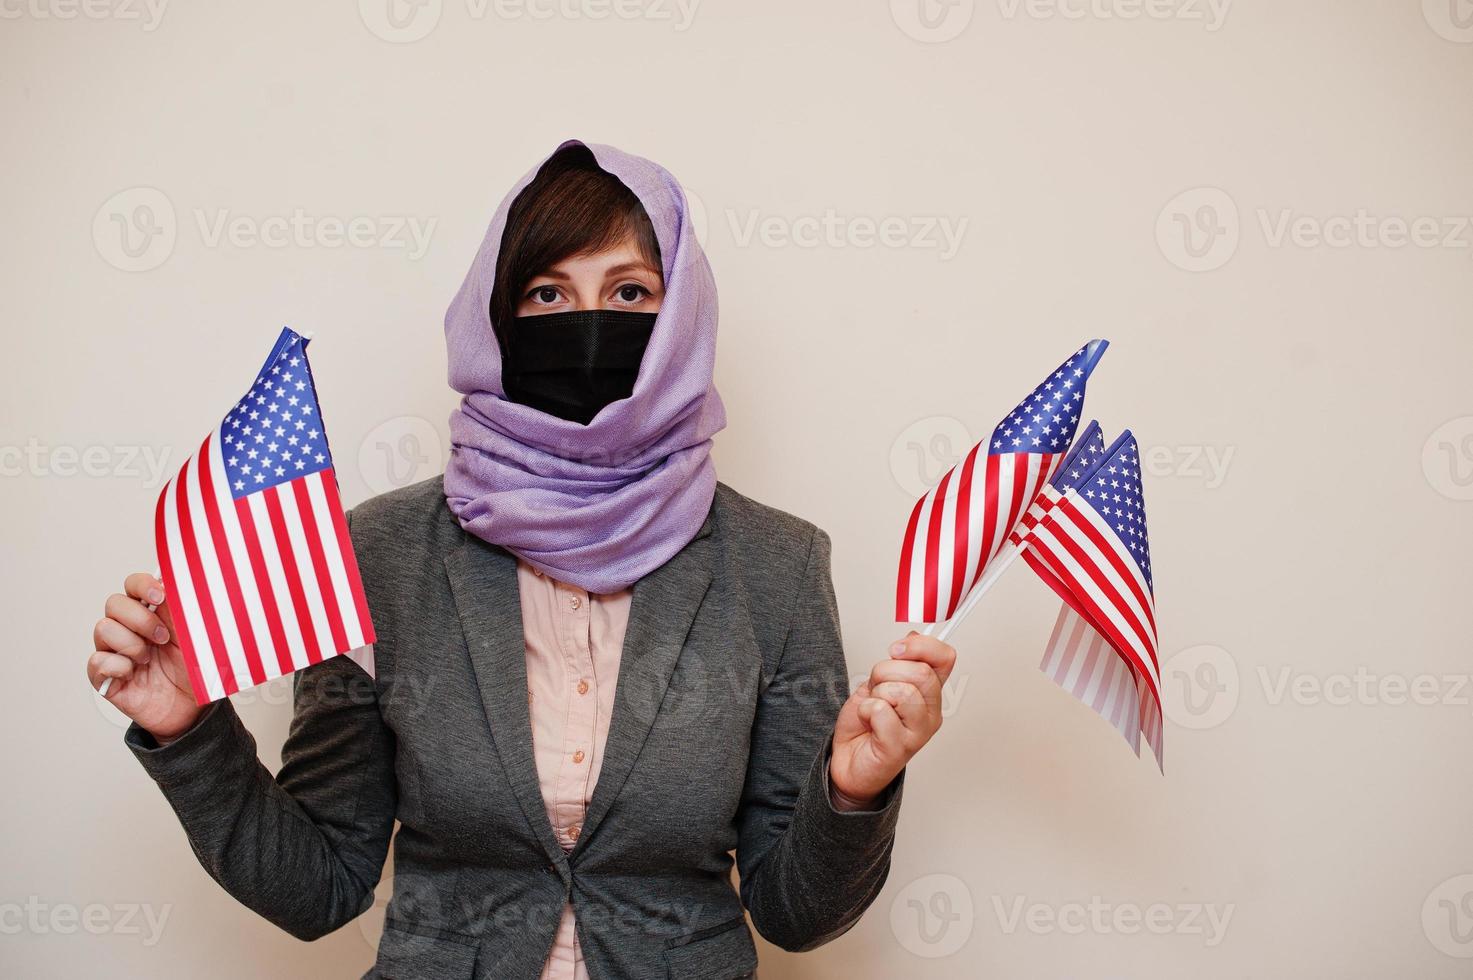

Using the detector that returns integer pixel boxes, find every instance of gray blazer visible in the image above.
[125,477,904,979]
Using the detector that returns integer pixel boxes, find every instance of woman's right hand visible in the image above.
[88,573,204,744]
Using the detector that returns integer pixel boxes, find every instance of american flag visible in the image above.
[1015,429,1163,767]
[1004,418,1110,550]
[896,340,1109,623]
[155,328,375,705]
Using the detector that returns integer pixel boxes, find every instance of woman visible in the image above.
[87,141,956,980]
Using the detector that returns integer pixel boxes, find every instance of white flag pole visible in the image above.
[918,540,1029,643]
[935,543,1025,642]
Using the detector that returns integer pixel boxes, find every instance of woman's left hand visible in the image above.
[829,630,956,804]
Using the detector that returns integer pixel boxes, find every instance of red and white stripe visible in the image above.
[896,448,1062,623]
[156,431,374,704]
[1040,603,1163,768]
[1014,491,1162,741]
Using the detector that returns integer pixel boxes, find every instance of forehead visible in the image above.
[541,236,663,278]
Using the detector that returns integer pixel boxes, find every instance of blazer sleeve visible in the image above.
[123,522,397,941]
[735,525,905,952]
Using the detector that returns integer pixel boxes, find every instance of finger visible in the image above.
[94,618,153,663]
[890,631,957,685]
[102,593,169,647]
[870,680,932,730]
[88,650,135,687]
[868,659,942,706]
[124,573,166,607]
[863,697,907,752]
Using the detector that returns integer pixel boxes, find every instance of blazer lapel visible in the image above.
[442,508,719,865]
[443,536,567,869]
[574,511,716,856]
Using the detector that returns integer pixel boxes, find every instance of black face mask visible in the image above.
[499,309,657,425]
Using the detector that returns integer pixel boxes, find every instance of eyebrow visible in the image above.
[603,261,662,279]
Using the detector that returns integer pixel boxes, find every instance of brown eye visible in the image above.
[533,286,559,304]
[617,284,646,303]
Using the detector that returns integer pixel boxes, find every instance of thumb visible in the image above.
[833,683,871,744]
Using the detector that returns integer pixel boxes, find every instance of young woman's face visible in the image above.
[516,232,664,317]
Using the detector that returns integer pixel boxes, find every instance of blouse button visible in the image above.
[572,749,585,764]
[568,595,582,610]
[576,679,589,696]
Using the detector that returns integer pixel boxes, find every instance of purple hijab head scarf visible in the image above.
[443,140,726,594]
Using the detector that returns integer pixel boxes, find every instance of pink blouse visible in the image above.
[516,558,872,979]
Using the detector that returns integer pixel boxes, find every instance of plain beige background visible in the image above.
[5,0,1473,976]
